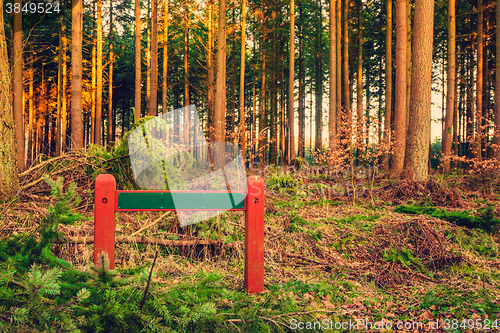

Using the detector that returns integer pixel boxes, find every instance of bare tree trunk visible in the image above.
[108,3,114,145]
[298,3,305,158]
[162,0,168,114]
[135,0,141,122]
[494,0,500,160]
[96,0,103,144]
[0,0,19,199]
[148,0,158,117]
[475,0,483,160]
[442,0,455,172]
[403,0,434,180]
[239,0,247,160]
[329,0,336,157]
[314,0,323,155]
[356,0,363,154]
[392,0,407,172]
[382,0,392,171]
[13,0,24,169]
[259,34,267,164]
[214,0,227,145]
[288,0,296,162]
[71,0,83,149]
[183,3,189,143]
[91,3,96,144]
[342,0,351,147]
[406,0,411,129]
[336,0,342,146]
[207,0,215,141]
[28,51,34,164]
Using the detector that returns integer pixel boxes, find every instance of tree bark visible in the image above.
[0,0,19,200]
[298,2,305,158]
[240,0,247,160]
[494,0,500,160]
[475,0,483,160]
[442,0,455,173]
[382,0,392,171]
[403,0,434,180]
[13,0,24,170]
[135,0,141,122]
[214,0,227,146]
[207,0,215,141]
[148,0,158,117]
[71,0,83,149]
[289,0,296,162]
[91,4,96,144]
[356,0,363,152]
[329,0,336,157]
[183,3,189,143]
[162,0,168,114]
[108,3,114,145]
[96,0,103,145]
[314,0,323,154]
[342,0,351,146]
[392,0,407,172]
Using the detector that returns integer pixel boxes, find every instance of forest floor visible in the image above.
[1,148,500,332]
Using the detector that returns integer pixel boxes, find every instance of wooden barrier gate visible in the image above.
[94,174,265,293]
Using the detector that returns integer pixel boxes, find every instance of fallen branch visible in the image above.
[66,235,241,248]
[130,211,172,237]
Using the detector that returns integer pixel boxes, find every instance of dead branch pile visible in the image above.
[376,179,466,207]
[17,149,133,213]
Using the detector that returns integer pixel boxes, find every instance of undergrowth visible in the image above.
[394,204,500,233]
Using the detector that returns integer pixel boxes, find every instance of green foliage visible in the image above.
[395,205,500,233]
[266,170,301,196]
[382,247,425,271]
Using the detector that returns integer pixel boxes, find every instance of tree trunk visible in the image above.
[288,0,296,162]
[28,51,34,164]
[96,0,103,145]
[71,0,83,149]
[494,0,500,160]
[406,0,411,129]
[214,0,227,146]
[356,0,363,153]
[382,0,392,171]
[108,3,114,145]
[342,0,351,146]
[403,0,434,180]
[0,0,19,200]
[134,0,141,122]
[329,0,336,157]
[183,3,189,143]
[148,0,158,117]
[298,2,305,158]
[91,3,96,144]
[258,34,266,164]
[314,0,323,155]
[475,0,483,160]
[336,0,342,148]
[442,0,455,173]
[392,0,407,172]
[207,0,215,141]
[13,0,24,169]
[239,0,247,160]
[270,9,278,164]
[162,0,168,114]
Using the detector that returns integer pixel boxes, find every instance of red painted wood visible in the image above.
[244,176,265,293]
[94,174,116,269]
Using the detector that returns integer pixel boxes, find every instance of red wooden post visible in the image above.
[94,174,116,269]
[244,176,265,293]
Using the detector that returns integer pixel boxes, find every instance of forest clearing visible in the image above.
[2,0,500,331]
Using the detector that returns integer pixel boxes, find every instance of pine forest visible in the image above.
[1,0,500,331]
